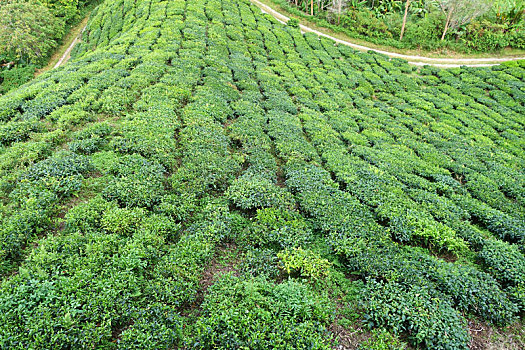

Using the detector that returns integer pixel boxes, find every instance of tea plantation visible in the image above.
[0,0,523,348]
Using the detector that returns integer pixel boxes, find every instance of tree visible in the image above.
[400,0,411,40]
[438,0,492,40]
[0,1,63,62]
[329,0,348,25]
[492,0,525,26]
[39,0,80,24]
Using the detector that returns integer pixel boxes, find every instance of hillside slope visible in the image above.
[0,0,523,348]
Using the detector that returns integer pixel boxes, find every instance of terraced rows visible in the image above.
[0,0,523,348]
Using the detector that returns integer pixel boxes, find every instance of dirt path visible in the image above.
[35,16,90,77]
[54,23,87,68]
[250,0,525,67]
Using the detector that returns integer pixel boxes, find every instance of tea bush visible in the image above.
[0,0,522,348]
[226,174,294,210]
[478,239,525,310]
[102,154,166,208]
[0,120,41,146]
[240,248,281,279]
[193,274,334,349]
[240,207,313,250]
[363,278,469,350]
[359,328,407,350]
[117,304,184,349]
[69,122,113,154]
[278,247,332,281]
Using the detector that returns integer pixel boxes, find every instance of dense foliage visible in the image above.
[0,0,95,95]
[0,0,523,348]
[276,0,525,52]
[0,1,63,62]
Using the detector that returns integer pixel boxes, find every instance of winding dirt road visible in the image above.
[54,24,88,69]
[250,0,525,68]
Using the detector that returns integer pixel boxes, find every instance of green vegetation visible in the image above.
[0,0,95,95]
[0,1,64,63]
[0,0,523,348]
[274,0,525,53]
[194,275,334,349]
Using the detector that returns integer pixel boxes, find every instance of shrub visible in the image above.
[64,195,115,234]
[455,196,525,243]
[278,247,332,281]
[69,122,113,154]
[18,150,93,197]
[0,120,41,146]
[193,274,333,349]
[478,239,525,288]
[147,207,236,307]
[284,162,387,256]
[463,20,511,52]
[403,12,445,51]
[101,206,146,236]
[0,65,36,95]
[240,248,281,279]
[0,230,154,349]
[348,244,519,326]
[48,105,95,128]
[21,150,93,182]
[509,26,525,49]
[140,213,181,242]
[241,207,313,250]
[69,138,104,154]
[110,111,179,168]
[98,86,136,115]
[117,304,184,349]
[153,193,198,223]
[341,9,392,40]
[172,115,241,195]
[102,154,166,208]
[0,140,54,195]
[359,328,408,350]
[226,174,294,210]
[363,278,469,350]
[0,190,57,272]
[478,239,525,310]
[287,18,299,28]
[40,0,85,24]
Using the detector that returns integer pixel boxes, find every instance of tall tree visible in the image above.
[0,0,63,62]
[39,0,80,24]
[330,0,347,24]
[400,0,411,40]
[438,0,492,40]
